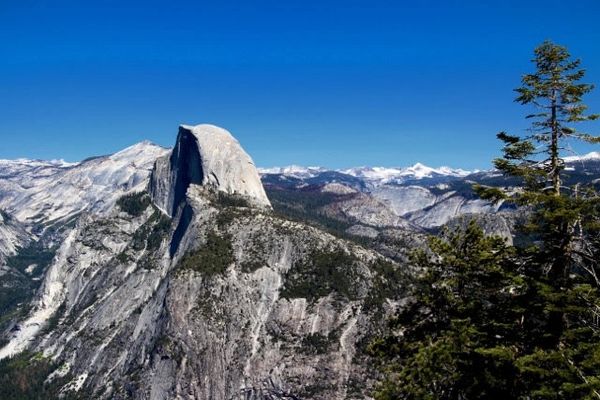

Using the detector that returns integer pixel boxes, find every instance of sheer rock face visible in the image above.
[1,188,393,399]
[150,124,271,216]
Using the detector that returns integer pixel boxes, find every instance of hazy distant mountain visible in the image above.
[260,153,600,231]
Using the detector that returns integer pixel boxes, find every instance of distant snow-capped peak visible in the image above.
[564,151,600,163]
[341,164,471,184]
[257,165,327,179]
[260,162,471,184]
[0,158,78,168]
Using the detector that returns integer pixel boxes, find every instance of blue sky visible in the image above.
[1,0,599,169]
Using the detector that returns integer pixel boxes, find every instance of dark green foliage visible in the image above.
[372,42,600,400]
[0,352,84,400]
[116,251,130,264]
[42,301,66,334]
[477,40,600,302]
[0,209,12,222]
[216,207,252,228]
[146,213,171,251]
[137,254,157,270]
[475,41,600,288]
[476,41,599,200]
[210,191,255,229]
[267,187,348,211]
[370,224,600,399]
[5,241,55,276]
[240,259,264,273]
[513,275,600,398]
[116,191,151,217]
[178,231,234,276]
[281,248,359,302]
[363,258,407,314]
[300,332,337,355]
[214,191,251,208]
[266,187,366,242]
[0,241,56,333]
[369,222,525,399]
[0,272,33,317]
[216,208,236,228]
[239,233,268,273]
[117,208,170,270]
[131,210,170,252]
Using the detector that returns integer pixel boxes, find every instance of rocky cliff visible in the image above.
[0,124,405,399]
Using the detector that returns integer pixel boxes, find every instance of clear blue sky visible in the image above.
[1,0,599,169]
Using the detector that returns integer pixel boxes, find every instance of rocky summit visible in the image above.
[150,124,271,216]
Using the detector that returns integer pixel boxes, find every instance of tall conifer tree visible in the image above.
[477,41,600,282]
[492,41,599,196]
[372,42,600,399]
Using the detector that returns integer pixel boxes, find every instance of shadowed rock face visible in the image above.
[170,129,205,217]
[150,124,271,216]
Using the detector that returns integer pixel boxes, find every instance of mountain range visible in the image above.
[260,153,600,233]
[0,124,599,399]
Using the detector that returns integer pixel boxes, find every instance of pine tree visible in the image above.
[479,41,600,398]
[476,40,600,283]
[370,41,600,399]
[489,41,599,196]
[368,222,525,399]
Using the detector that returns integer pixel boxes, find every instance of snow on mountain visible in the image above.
[0,159,76,183]
[0,158,77,170]
[257,165,327,179]
[260,163,471,186]
[340,163,471,184]
[0,141,169,225]
[564,151,600,163]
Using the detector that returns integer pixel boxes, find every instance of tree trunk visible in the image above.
[550,91,561,196]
